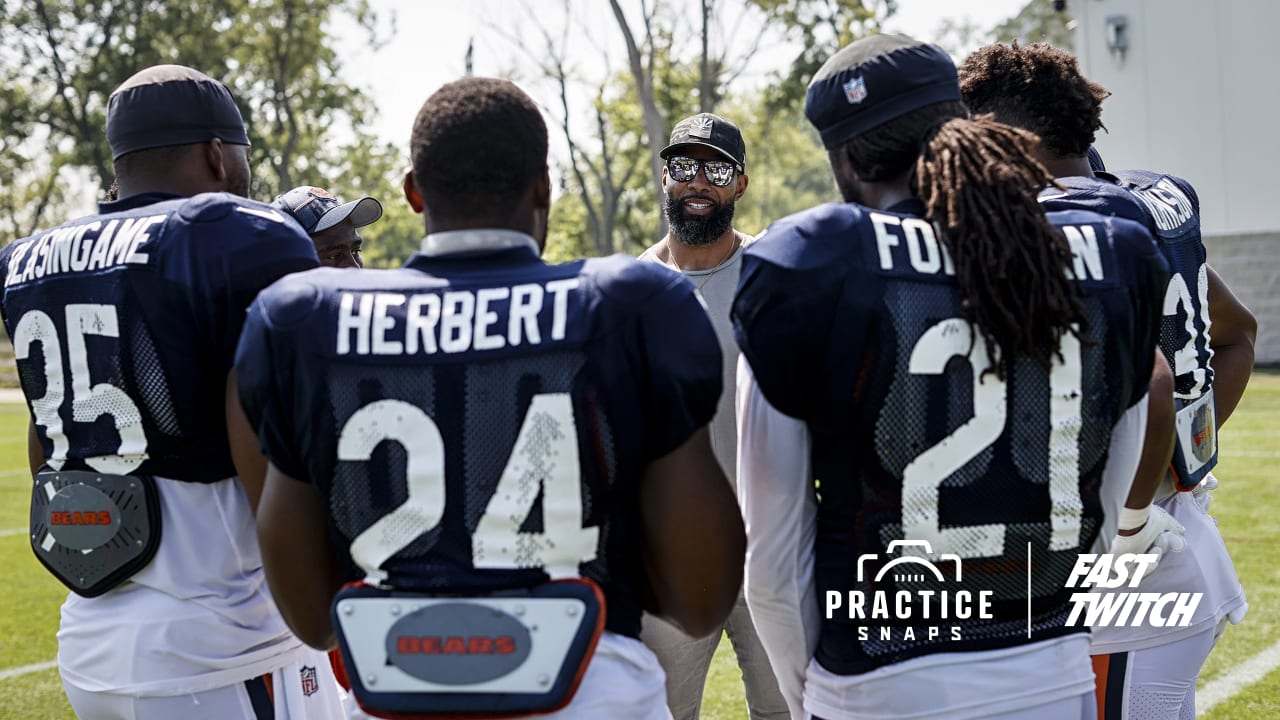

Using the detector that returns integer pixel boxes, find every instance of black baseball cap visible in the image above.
[272,186,383,235]
[805,34,961,150]
[107,65,250,160]
[660,113,746,170]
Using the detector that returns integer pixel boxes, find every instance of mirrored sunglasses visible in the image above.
[666,156,738,187]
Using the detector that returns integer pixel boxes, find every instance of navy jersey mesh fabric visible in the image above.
[0,192,318,482]
[733,201,1167,675]
[235,246,721,638]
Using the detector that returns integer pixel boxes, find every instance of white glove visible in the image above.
[1112,504,1187,559]
[1191,474,1218,514]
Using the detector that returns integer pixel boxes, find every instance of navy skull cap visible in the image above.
[107,65,250,160]
[805,34,961,149]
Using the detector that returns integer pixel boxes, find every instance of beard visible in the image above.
[665,193,735,247]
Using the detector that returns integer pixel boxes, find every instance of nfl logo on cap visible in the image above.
[843,76,867,104]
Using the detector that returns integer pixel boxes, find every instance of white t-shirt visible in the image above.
[638,236,750,484]
[57,475,308,696]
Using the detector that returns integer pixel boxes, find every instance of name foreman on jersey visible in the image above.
[335,278,580,356]
[868,212,1107,282]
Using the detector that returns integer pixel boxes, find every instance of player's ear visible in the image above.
[660,166,671,194]
[734,171,748,201]
[533,166,551,211]
[205,139,228,183]
[403,168,424,214]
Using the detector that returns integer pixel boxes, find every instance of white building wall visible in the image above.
[1075,0,1279,362]
[1075,0,1280,236]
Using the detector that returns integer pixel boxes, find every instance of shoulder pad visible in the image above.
[177,193,289,226]
[585,254,685,305]
[256,269,329,329]
[750,202,864,271]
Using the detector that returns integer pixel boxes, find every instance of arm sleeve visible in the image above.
[736,356,818,719]
[638,276,723,460]
[1092,394,1150,552]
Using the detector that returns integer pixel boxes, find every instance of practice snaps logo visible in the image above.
[829,540,994,642]
[1065,554,1202,628]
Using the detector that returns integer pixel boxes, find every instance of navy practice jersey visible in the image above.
[235,238,721,639]
[0,192,319,482]
[1110,171,1213,402]
[1043,171,1217,485]
[733,200,1167,676]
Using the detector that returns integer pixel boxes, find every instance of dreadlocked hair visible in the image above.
[843,100,1088,376]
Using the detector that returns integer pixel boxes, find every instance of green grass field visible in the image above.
[0,373,1276,719]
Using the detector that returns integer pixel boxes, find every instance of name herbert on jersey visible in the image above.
[336,278,580,356]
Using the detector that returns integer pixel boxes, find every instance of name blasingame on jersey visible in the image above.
[869,212,1107,281]
[3,215,166,287]
[336,278,581,356]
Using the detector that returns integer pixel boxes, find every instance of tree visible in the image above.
[992,0,1074,50]
[495,2,652,257]
[3,0,247,192]
[0,134,74,242]
[328,130,422,269]
[608,0,669,228]
[748,0,896,113]
[495,0,772,256]
[608,0,767,235]
[930,16,986,59]
[0,0,381,202]
[726,88,837,237]
[226,0,382,197]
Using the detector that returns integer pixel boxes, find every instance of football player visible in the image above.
[0,66,342,718]
[959,41,1255,720]
[233,77,745,719]
[272,185,382,268]
[733,35,1177,720]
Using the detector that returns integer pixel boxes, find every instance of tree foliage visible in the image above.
[747,0,896,113]
[1,0,1053,267]
[992,0,1074,50]
[0,0,386,244]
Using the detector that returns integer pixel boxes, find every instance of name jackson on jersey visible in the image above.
[1126,178,1195,234]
